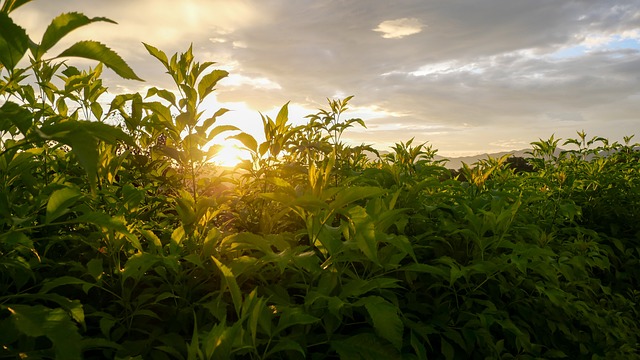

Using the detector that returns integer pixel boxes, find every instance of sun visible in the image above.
[210,142,247,168]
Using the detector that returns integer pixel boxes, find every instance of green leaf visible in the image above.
[275,306,320,334]
[69,133,99,188]
[0,101,32,136]
[265,338,306,358]
[143,42,169,67]
[197,69,228,100]
[227,132,258,153]
[36,12,116,60]
[0,12,29,71]
[121,253,160,282]
[139,228,163,249]
[331,333,400,360]
[0,0,32,13]
[146,87,177,106]
[275,102,289,128]
[206,123,238,141]
[57,40,142,80]
[39,276,95,294]
[86,258,103,280]
[211,256,243,318]
[46,186,82,224]
[331,186,386,210]
[441,338,455,360]
[348,205,379,264]
[7,304,82,360]
[356,296,403,350]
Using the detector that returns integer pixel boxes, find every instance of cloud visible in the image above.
[11,0,640,156]
[373,18,425,39]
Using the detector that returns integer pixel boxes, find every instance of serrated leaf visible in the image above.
[0,12,29,71]
[36,12,116,60]
[57,40,142,80]
[46,186,82,224]
[357,296,403,350]
[143,42,169,67]
[7,304,82,360]
[0,101,32,136]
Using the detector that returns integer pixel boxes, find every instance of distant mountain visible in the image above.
[434,149,533,169]
[370,149,535,169]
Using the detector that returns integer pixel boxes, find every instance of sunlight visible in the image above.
[210,142,247,168]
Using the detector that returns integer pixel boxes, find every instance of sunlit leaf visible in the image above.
[143,42,168,67]
[211,256,243,317]
[197,69,228,100]
[46,186,82,224]
[348,205,379,264]
[146,87,177,106]
[206,124,238,141]
[57,40,142,80]
[227,132,258,153]
[36,12,116,60]
[121,253,160,282]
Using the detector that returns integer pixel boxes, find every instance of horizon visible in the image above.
[10,1,640,160]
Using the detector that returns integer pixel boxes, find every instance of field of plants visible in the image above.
[1,1,640,359]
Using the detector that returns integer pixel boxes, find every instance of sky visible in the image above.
[11,0,640,157]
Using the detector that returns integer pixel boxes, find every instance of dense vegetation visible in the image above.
[1,2,639,359]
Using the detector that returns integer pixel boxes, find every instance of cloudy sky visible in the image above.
[12,0,640,156]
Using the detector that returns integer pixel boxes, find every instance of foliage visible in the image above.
[1,2,640,359]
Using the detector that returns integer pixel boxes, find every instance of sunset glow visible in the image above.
[210,142,248,168]
[15,1,640,156]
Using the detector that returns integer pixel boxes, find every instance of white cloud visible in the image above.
[373,18,424,39]
[410,60,485,76]
[225,74,282,90]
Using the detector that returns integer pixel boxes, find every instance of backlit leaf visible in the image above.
[36,12,116,60]
[227,132,258,153]
[143,42,168,67]
[0,101,32,136]
[212,256,243,317]
[197,69,228,100]
[0,12,28,71]
[57,40,142,80]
